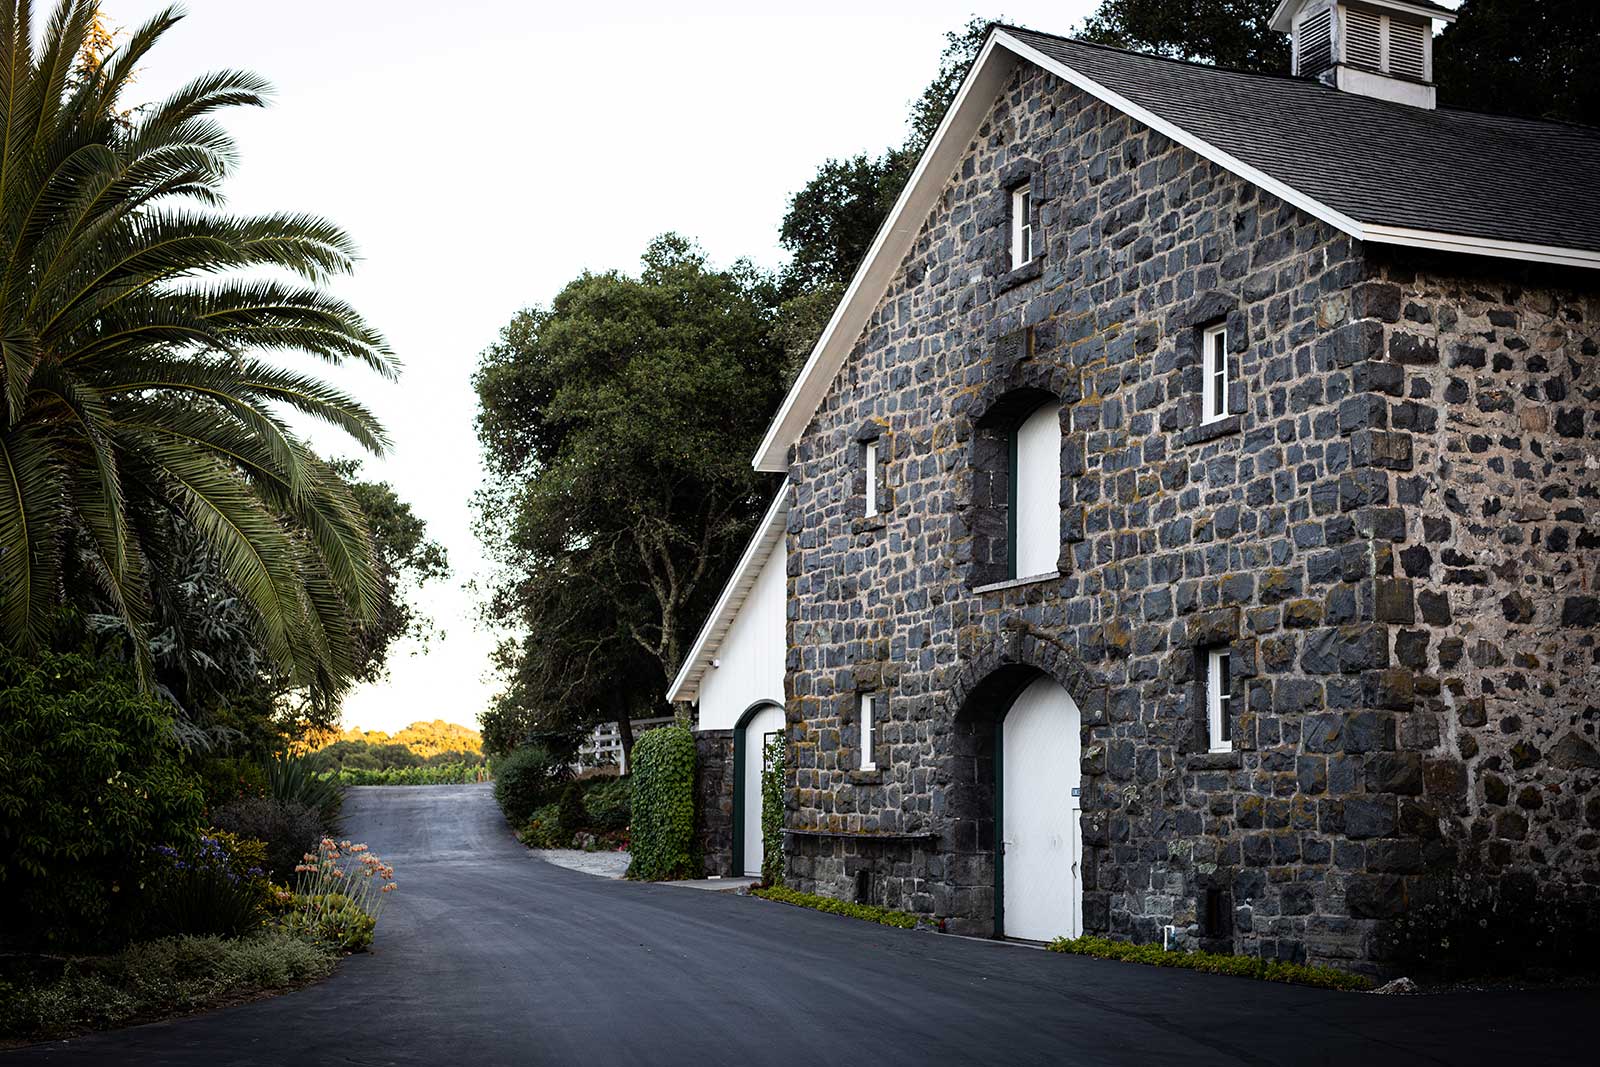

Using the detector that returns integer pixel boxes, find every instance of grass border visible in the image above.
[750,885,922,929]
[1047,935,1372,991]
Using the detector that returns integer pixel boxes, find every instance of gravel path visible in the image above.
[535,847,630,879]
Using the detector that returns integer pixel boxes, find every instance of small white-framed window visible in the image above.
[1201,323,1230,424]
[859,693,877,771]
[864,439,879,517]
[1206,648,1233,753]
[1010,186,1033,269]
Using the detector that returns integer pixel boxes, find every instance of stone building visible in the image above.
[670,2,1600,973]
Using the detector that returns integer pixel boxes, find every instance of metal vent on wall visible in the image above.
[1296,8,1334,75]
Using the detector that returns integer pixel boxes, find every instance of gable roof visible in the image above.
[753,25,1600,472]
[665,489,788,705]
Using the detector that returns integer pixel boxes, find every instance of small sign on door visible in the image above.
[1071,787,1080,797]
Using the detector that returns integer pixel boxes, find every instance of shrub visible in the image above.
[0,647,205,949]
[210,796,324,882]
[582,775,631,832]
[626,724,697,881]
[143,834,270,938]
[558,783,587,837]
[751,885,920,929]
[0,931,336,1042]
[267,753,344,830]
[760,734,786,887]
[195,756,269,809]
[518,803,566,848]
[1045,935,1372,991]
[492,743,571,824]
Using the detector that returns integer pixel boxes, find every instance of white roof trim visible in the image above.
[751,25,1598,473]
[665,489,789,705]
[752,34,1020,472]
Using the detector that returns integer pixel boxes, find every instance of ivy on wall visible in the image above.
[627,724,697,881]
[760,733,786,887]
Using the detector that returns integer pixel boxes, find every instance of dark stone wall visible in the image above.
[1347,251,1600,969]
[779,60,1600,974]
[694,730,735,877]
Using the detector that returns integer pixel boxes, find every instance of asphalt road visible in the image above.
[9,783,1592,1066]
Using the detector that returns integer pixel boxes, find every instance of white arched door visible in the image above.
[740,704,784,877]
[1001,675,1083,941]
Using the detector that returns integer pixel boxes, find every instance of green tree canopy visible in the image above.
[474,236,786,753]
[0,1,396,711]
[1433,0,1600,125]
[1079,0,1600,126]
[1077,1,1289,71]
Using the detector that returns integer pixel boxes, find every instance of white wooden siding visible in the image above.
[696,536,787,732]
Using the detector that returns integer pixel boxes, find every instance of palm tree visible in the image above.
[0,1,396,706]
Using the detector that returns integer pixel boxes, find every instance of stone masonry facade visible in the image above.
[776,62,1599,974]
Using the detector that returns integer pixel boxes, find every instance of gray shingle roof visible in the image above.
[1003,27,1600,255]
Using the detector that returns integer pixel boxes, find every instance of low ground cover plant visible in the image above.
[0,931,336,1042]
[1046,935,1372,991]
[750,885,921,930]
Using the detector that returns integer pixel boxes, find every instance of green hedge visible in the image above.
[751,885,920,929]
[626,725,696,881]
[760,733,785,887]
[1046,935,1371,991]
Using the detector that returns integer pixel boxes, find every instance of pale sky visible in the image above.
[105,0,1099,733]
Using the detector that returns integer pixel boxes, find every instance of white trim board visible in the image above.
[751,26,1600,473]
[665,489,789,705]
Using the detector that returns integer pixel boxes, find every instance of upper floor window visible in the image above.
[1010,401,1060,579]
[859,692,878,771]
[1010,186,1034,269]
[864,439,880,517]
[1201,323,1230,424]
[1205,648,1233,753]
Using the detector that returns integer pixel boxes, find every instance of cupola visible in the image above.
[1271,0,1458,109]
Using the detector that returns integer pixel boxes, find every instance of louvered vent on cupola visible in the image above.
[1273,0,1458,109]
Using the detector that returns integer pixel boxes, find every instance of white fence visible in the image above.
[576,716,675,774]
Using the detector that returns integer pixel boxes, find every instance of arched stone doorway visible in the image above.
[945,628,1099,940]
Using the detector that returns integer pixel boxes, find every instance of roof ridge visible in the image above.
[994,23,1311,88]
[998,22,1600,136]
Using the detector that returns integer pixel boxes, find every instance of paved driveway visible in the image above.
[9,784,1590,1066]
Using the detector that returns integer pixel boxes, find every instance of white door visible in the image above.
[1002,676,1083,941]
[741,704,784,877]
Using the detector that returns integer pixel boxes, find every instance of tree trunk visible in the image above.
[614,698,635,774]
